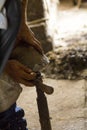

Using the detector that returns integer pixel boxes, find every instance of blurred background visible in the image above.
[18,1,87,130]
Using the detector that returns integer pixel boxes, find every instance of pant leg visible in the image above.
[0,103,28,130]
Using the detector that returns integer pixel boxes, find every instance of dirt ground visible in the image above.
[17,1,87,130]
[18,78,87,130]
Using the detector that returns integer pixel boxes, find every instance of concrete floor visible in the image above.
[17,78,87,130]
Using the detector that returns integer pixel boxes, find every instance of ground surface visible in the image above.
[18,78,87,130]
[18,1,87,130]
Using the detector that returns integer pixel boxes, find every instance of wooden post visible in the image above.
[73,0,82,8]
[36,87,52,130]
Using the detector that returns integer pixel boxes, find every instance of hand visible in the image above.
[4,60,36,86]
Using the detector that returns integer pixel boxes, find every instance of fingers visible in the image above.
[21,70,36,81]
[5,60,37,86]
[18,63,36,80]
[20,78,34,86]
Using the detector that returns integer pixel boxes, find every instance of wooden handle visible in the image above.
[34,80,54,95]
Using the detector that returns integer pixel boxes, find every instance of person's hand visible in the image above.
[4,59,36,86]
